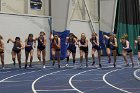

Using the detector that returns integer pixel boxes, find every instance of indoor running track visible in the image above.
[0,56,140,93]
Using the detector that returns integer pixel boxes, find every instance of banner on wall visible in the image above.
[30,0,42,10]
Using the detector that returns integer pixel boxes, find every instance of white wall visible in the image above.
[1,0,25,14]
[0,13,50,64]
[51,0,70,31]
[100,0,117,32]
[1,0,49,16]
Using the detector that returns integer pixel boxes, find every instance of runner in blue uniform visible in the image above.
[135,36,140,66]
[104,34,117,67]
[78,33,88,67]
[7,37,24,68]
[120,34,134,67]
[35,31,47,68]
[90,32,102,68]
[25,34,36,69]
[66,33,78,67]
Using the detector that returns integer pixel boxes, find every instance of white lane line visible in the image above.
[134,69,140,81]
[72,80,103,82]
[2,80,34,82]
[0,68,53,83]
[32,69,72,93]
[2,81,22,83]
[36,89,75,92]
[0,71,11,73]
[0,66,36,74]
[103,68,132,93]
[0,70,41,83]
[69,69,96,93]
[0,68,25,74]
[68,66,123,93]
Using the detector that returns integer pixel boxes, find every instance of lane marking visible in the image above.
[0,68,53,83]
[68,66,123,93]
[72,80,103,82]
[0,70,41,83]
[134,69,140,81]
[36,89,75,92]
[69,69,96,93]
[32,68,72,93]
[103,68,132,93]
[2,80,34,82]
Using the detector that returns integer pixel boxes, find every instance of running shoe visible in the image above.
[25,64,27,69]
[92,62,95,66]
[65,64,69,67]
[58,64,60,68]
[124,63,129,67]
[86,63,88,68]
[43,65,46,69]
[52,61,55,66]
[108,59,111,63]
[132,63,134,67]
[29,64,32,68]
[99,64,102,68]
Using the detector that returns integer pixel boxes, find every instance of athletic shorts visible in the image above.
[125,48,132,53]
[12,49,21,54]
[37,46,46,51]
[106,45,116,50]
[80,47,88,53]
[67,45,76,53]
[25,47,33,53]
[92,45,101,50]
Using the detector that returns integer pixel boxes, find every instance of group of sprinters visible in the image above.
[0,31,140,69]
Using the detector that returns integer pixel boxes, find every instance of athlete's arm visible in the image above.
[134,40,138,49]
[43,37,47,47]
[123,41,129,49]
[7,38,15,43]
[66,37,69,44]
[56,38,61,49]
[20,42,25,49]
[25,38,31,47]
[104,35,109,39]
[95,37,99,46]
[114,38,118,47]
[0,40,4,50]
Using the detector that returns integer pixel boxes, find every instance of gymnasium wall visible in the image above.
[100,0,117,32]
[1,0,25,14]
[0,13,50,64]
[1,0,49,16]
[51,0,70,32]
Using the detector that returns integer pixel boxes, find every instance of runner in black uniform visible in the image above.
[35,32,47,68]
[7,37,24,68]
[90,32,101,68]
[120,34,134,67]
[66,33,77,67]
[135,36,140,66]
[104,34,117,67]
[25,34,36,69]
[0,35,4,69]
[78,33,88,67]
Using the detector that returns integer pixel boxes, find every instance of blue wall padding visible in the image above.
[99,31,111,56]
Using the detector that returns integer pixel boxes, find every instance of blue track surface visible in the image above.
[0,56,140,93]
